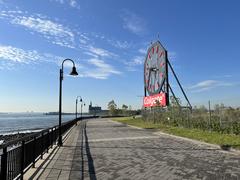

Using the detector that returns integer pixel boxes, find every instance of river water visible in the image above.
[0,113,76,135]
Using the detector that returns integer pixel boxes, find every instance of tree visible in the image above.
[199,105,207,113]
[122,104,128,110]
[108,100,117,116]
[129,105,132,111]
[122,104,128,116]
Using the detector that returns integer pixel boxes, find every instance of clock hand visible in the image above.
[148,67,159,92]
[154,70,157,89]
[151,67,159,72]
[147,69,152,90]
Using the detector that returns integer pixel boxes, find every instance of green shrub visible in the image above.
[142,106,240,135]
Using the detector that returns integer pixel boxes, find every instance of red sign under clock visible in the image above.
[143,93,166,107]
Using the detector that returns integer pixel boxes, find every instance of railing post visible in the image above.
[53,127,56,144]
[1,147,8,180]
[20,140,25,180]
[54,126,58,145]
[51,128,53,148]
[32,137,36,168]
[41,132,44,159]
[47,130,50,153]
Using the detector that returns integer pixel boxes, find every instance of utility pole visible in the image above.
[208,100,211,131]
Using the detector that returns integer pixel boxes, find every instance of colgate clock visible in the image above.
[144,41,168,107]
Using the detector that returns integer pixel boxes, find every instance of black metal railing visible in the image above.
[0,118,78,180]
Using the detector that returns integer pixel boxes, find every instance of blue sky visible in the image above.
[0,0,240,112]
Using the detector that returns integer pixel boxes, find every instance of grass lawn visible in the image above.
[111,116,240,150]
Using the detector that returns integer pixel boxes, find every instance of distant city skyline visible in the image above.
[0,0,240,112]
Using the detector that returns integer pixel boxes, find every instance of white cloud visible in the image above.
[138,48,147,54]
[87,46,116,58]
[0,61,16,70]
[69,0,77,7]
[115,41,130,49]
[0,45,41,64]
[0,45,121,79]
[0,45,62,66]
[120,9,146,35]
[125,66,137,72]
[0,44,117,78]
[189,80,234,92]
[124,56,144,72]
[108,39,131,49]
[51,0,79,8]
[0,11,75,48]
[88,58,121,74]
[132,56,144,65]
[85,58,121,79]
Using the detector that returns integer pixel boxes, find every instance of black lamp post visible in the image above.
[81,101,86,120]
[75,96,82,119]
[58,58,78,146]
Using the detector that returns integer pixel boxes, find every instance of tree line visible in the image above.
[143,96,240,135]
[107,100,141,116]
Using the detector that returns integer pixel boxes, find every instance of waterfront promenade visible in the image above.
[25,118,240,180]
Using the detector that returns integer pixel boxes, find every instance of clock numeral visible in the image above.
[148,86,151,91]
[160,62,165,67]
[156,46,159,53]
[148,54,151,59]
[160,72,164,78]
[152,47,154,54]
[158,51,164,58]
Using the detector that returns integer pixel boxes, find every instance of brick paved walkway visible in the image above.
[29,118,240,180]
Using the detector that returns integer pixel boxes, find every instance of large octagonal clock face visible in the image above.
[144,41,166,96]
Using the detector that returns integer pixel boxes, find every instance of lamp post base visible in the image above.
[58,136,63,146]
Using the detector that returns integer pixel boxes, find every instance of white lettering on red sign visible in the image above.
[143,93,166,107]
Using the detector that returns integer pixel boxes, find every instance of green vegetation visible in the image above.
[108,100,117,116]
[107,100,141,116]
[143,96,240,135]
[112,116,240,150]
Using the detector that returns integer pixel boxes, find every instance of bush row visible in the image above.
[142,107,240,135]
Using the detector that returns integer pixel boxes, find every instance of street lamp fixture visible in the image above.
[81,101,86,120]
[58,58,78,146]
[75,96,82,119]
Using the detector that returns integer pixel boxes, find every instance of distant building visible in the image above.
[89,101,102,115]
[88,101,108,115]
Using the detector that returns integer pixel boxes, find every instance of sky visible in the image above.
[0,0,240,112]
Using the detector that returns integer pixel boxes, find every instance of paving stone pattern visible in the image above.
[34,118,240,180]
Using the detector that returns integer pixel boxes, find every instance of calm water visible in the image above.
[0,113,76,135]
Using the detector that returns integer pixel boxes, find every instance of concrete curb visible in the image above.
[153,131,240,155]
[109,119,240,156]
[109,119,144,130]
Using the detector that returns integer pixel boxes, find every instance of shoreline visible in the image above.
[0,132,36,145]
[0,128,43,136]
